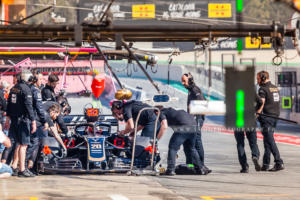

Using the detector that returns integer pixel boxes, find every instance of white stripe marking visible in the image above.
[71,116,78,122]
[1,180,8,198]
[108,194,129,200]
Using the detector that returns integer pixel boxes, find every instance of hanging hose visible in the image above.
[133,61,138,72]
[89,54,94,73]
[151,63,158,73]
[60,55,69,91]
[145,62,158,74]
[127,62,132,77]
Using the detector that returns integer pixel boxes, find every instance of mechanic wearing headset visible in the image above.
[42,74,59,102]
[6,70,37,177]
[155,106,210,176]
[111,100,160,138]
[26,71,50,172]
[181,73,211,173]
[256,71,284,171]
[41,73,70,136]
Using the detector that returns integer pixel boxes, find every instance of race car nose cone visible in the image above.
[91,76,105,98]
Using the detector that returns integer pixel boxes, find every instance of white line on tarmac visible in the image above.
[108,194,129,200]
[1,180,8,198]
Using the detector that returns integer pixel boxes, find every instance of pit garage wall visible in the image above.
[111,48,300,123]
[110,61,224,100]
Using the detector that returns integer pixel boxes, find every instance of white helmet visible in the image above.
[20,69,33,82]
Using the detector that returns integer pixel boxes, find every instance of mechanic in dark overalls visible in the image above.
[27,101,66,170]
[1,74,20,165]
[26,72,48,171]
[41,73,70,138]
[42,74,59,102]
[42,96,71,138]
[181,73,211,173]
[111,100,160,138]
[6,70,36,177]
[233,94,262,173]
[256,71,284,171]
[40,102,67,148]
[155,107,208,176]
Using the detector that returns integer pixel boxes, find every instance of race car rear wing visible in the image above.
[63,115,118,127]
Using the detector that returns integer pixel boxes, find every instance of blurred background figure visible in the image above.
[0,130,12,179]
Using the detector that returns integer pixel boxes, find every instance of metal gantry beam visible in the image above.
[0,22,295,42]
[92,40,123,89]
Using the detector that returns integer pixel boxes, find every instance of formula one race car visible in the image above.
[37,108,161,174]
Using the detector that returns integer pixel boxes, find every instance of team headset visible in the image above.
[260,71,267,82]
[28,70,41,84]
[112,101,124,111]
[184,72,194,85]
[60,98,71,115]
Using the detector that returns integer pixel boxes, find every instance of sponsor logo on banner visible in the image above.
[208,4,232,18]
[132,4,155,18]
[245,37,272,49]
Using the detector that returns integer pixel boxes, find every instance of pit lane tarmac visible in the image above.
[1,126,300,200]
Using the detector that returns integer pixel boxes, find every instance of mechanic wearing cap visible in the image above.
[181,73,211,173]
[155,106,209,176]
[6,70,37,177]
[233,93,262,173]
[0,130,12,179]
[256,71,284,171]
[111,100,160,138]
[42,74,59,102]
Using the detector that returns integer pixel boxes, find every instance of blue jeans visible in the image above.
[195,116,205,164]
[259,116,283,166]
[26,126,45,163]
[184,116,205,166]
[234,128,260,168]
[167,132,200,171]
[0,163,12,175]
[0,130,8,153]
[141,120,160,139]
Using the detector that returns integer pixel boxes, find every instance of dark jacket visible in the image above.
[43,101,68,134]
[7,81,35,121]
[0,89,7,112]
[31,84,46,125]
[258,82,280,117]
[42,84,56,102]
[187,83,206,113]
